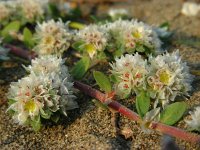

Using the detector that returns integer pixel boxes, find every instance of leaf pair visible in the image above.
[136,91,187,126]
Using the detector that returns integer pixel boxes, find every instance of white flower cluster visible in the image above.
[0,1,15,23]
[106,19,162,55]
[17,0,48,22]
[74,19,162,59]
[111,51,192,107]
[75,24,109,58]
[110,53,148,98]
[147,51,192,107]
[0,0,48,24]
[185,106,200,131]
[34,19,72,56]
[7,55,78,128]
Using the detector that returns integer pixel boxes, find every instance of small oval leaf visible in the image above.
[1,21,20,38]
[23,27,34,48]
[160,102,187,125]
[72,41,85,52]
[93,71,111,93]
[71,56,90,79]
[136,91,150,118]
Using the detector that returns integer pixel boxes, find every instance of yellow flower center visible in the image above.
[42,35,55,45]
[24,100,36,113]
[132,31,141,39]
[158,69,172,85]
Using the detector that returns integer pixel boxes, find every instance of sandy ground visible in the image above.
[0,0,200,149]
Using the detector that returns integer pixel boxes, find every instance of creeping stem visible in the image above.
[74,81,200,144]
[4,44,37,60]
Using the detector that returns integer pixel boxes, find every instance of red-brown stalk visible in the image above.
[4,44,37,60]
[74,81,200,144]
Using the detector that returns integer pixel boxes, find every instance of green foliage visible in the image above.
[160,102,187,125]
[40,109,52,119]
[8,99,16,105]
[51,113,60,123]
[48,3,61,19]
[30,115,41,132]
[109,74,119,83]
[71,56,90,79]
[93,71,111,93]
[23,27,35,48]
[136,91,150,118]
[7,99,16,115]
[1,21,21,42]
[69,22,85,29]
[135,44,145,53]
[72,41,86,52]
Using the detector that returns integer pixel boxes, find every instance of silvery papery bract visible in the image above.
[7,56,78,130]
[106,19,161,55]
[75,24,109,58]
[147,51,192,107]
[34,19,71,56]
[185,106,200,131]
[110,53,148,98]
[17,0,48,22]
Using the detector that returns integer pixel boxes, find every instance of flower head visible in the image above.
[185,106,200,131]
[147,51,192,107]
[106,19,161,55]
[110,53,148,98]
[34,19,71,56]
[7,56,78,129]
[75,24,109,58]
[17,0,47,22]
[0,1,15,23]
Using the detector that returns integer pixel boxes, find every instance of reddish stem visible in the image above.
[150,122,200,143]
[74,81,140,121]
[74,81,200,144]
[4,44,37,60]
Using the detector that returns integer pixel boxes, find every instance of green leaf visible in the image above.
[23,27,34,48]
[109,74,118,83]
[48,3,60,19]
[160,102,187,125]
[71,56,90,79]
[69,22,85,29]
[97,51,107,60]
[72,41,85,52]
[159,22,170,30]
[40,109,52,119]
[51,113,60,123]
[8,99,16,105]
[30,115,41,131]
[136,91,150,118]
[1,21,21,41]
[136,44,145,53]
[93,71,112,93]
[113,49,123,57]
